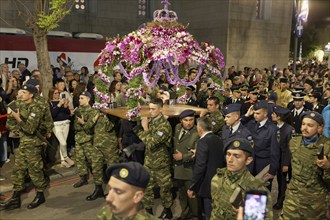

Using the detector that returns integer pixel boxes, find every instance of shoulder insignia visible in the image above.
[157,131,163,137]
[30,113,36,117]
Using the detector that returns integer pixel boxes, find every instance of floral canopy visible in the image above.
[94,0,225,120]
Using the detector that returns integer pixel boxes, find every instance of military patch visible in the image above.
[233,141,240,147]
[157,131,163,137]
[30,113,36,117]
[119,168,129,178]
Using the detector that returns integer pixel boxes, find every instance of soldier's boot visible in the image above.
[86,184,104,201]
[0,191,21,210]
[27,192,45,209]
[145,208,153,215]
[159,207,173,219]
[73,175,88,188]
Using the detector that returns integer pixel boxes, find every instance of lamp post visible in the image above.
[293,0,308,74]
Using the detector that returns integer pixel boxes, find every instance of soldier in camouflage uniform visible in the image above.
[135,98,173,219]
[87,112,119,201]
[200,96,224,137]
[73,91,99,189]
[2,85,48,210]
[280,111,330,219]
[97,162,159,220]
[210,138,273,220]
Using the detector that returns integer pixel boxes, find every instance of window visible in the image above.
[138,0,149,18]
[75,0,86,12]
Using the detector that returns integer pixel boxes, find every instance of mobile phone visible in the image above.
[8,101,18,113]
[317,144,324,160]
[230,187,243,209]
[243,190,268,220]
[61,93,66,99]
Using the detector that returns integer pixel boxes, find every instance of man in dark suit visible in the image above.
[242,100,280,190]
[290,91,308,134]
[185,86,198,106]
[172,110,199,220]
[222,103,252,146]
[187,116,226,220]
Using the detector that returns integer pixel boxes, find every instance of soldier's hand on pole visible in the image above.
[77,116,85,125]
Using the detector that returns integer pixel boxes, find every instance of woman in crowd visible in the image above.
[108,80,121,102]
[48,87,74,168]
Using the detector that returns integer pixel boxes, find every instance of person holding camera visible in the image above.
[280,111,330,219]
[210,138,273,220]
[48,87,74,168]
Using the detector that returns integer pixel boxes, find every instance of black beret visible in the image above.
[273,105,290,115]
[224,138,254,155]
[268,92,278,102]
[292,91,306,99]
[279,78,288,83]
[253,100,268,110]
[106,162,150,189]
[80,91,92,99]
[304,79,316,88]
[26,79,40,86]
[179,109,195,119]
[301,111,324,126]
[186,85,196,91]
[309,92,322,101]
[223,103,241,115]
[292,86,305,92]
[20,84,38,94]
[230,85,241,92]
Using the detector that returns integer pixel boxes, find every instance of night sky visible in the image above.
[307,0,330,25]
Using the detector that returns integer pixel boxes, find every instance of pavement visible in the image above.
[0,153,77,194]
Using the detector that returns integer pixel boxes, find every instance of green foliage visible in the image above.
[36,0,71,32]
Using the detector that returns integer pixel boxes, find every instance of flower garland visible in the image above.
[94,3,226,120]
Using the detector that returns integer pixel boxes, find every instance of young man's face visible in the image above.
[106,177,143,218]
[226,149,252,174]
[207,100,219,113]
[149,103,161,118]
[301,118,323,138]
[253,109,268,122]
[79,95,90,106]
[293,99,304,109]
[224,112,239,127]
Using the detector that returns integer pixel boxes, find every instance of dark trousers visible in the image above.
[276,171,288,205]
[197,197,212,220]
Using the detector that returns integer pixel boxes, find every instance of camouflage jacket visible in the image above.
[35,95,54,135]
[94,112,118,153]
[97,206,159,220]
[289,135,330,193]
[74,105,98,144]
[210,167,273,220]
[207,110,224,137]
[136,115,172,169]
[6,100,44,146]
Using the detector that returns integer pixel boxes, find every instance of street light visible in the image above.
[293,0,309,74]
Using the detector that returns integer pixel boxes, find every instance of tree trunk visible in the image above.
[32,28,53,97]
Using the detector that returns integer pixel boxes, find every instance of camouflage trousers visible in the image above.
[12,143,48,192]
[75,141,94,177]
[143,167,173,209]
[280,185,327,219]
[92,144,119,185]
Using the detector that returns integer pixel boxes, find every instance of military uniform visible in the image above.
[290,107,308,134]
[173,123,199,218]
[74,105,99,177]
[136,115,173,210]
[206,110,224,137]
[97,205,159,220]
[92,113,119,185]
[222,122,252,146]
[280,135,330,219]
[210,167,273,220]
[6,101,48,192]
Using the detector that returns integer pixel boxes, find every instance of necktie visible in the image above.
[229,126,233,134]
[256,122,261,129]
[179,130,186,140]
[294,110,298,117]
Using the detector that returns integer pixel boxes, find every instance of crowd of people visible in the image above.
[0,60,329,219]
